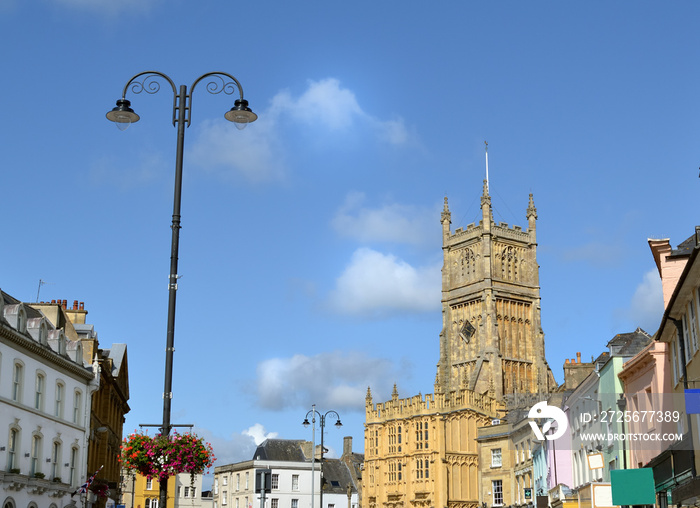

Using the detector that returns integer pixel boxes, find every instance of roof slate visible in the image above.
[320,459,355,494]
[671,233,699,257]
[606,327,652,356]
[253,439,308,462]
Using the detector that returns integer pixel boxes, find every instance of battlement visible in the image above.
[448,221,532,246]
[496,222,524,232]
[493,222,531,240]
[453,222,480,236]
[366,387,499,423]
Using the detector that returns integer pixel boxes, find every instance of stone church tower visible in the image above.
[436,181,555,399]
[363,183,556,508]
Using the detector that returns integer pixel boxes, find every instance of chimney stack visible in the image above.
[343,436,353,457]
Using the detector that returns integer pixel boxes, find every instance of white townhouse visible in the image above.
[214,440,359,508]
[0,288,99,508]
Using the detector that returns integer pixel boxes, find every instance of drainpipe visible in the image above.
[671,318,697,480]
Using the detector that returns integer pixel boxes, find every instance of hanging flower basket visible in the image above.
[121,431,215,481]
[90,480,110,499]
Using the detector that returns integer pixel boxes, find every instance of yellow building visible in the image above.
[122,473,177,508]
[121,471,208,508]
[476,410,535,508]
[364,182,556,508]
[477,421,516,508]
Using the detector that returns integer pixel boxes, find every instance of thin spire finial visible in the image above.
[484,141,489,194]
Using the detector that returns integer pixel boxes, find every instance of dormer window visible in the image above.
[58,332,66,356]
[17,305,27,333]
[39,320,49,346]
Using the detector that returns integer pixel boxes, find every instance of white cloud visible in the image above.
[283,79,362,129]
[328,247,441,317]
[108,78,410,187]
[188,117,286,184]
[256,351,400,411]
[243,423,279,446]
[270,78,410,145]
[626,269,664,333]
[192,425,267,468]
[374,117,409,145]
[332,192,438,246]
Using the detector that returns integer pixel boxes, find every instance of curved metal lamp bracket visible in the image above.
[119,71,247,128]
[121,71,178,126]
[189,72,246,127]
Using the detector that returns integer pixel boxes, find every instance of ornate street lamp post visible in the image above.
[302,406,342,508]
[107,71,256,508]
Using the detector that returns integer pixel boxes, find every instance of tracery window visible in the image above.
[415,421,429,449]
[461,248,476,279]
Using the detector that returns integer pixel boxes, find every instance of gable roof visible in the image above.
[320,458,356,494]
[252,439,309,462]
[607,327,652,356]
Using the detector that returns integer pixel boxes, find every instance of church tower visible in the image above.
[436,181,554,400]
[363,180,557,508]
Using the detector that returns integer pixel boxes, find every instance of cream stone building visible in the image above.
[363,182,556,508]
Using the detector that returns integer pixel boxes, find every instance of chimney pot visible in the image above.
[577,352,581,363]
[565,359,570,364]
[62,299,67,309]
[51,300,56,304]
[79,302,84,310]
[73,300,79,310]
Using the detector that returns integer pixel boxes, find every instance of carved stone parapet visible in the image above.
[382,493,405,508]
[514,464,532,476]
[2,473,28,491]
[409,491,432,507]
[48,483,72,498]
[28,477,51,494]
[447,501,480,508]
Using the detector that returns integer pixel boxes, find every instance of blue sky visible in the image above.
[2,0,699,477]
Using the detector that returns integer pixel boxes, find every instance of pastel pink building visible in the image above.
[617,237,690,468]
[618,340,673,468]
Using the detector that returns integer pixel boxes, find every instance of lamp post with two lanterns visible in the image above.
[106,71,257,508]
[302,406,342,508]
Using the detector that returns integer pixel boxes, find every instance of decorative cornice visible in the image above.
[445,453,479,466]
[0,323,92,380]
